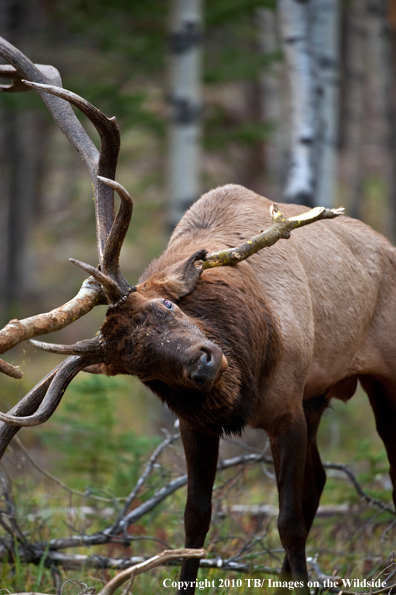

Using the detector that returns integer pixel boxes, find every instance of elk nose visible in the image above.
[189,344,227,390]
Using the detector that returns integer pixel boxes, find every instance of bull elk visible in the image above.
[0,37,395,594]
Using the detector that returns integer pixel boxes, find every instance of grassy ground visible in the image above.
[0,374,395,594]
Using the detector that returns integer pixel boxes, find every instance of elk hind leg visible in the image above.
[270,409,311,595]
[360,376,396,510]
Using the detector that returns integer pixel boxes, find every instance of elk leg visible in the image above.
[360,376,396,510]
[279,396,328,581]
[177,419,220,595]
[269,410,310,595]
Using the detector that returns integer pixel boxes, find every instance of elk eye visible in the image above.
[163,299,173,310]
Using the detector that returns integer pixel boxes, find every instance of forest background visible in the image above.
[0,1,396,593]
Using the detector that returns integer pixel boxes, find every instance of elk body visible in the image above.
[100,184,396,594]
[1,37,396,595]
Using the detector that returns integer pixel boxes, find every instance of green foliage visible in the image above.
[206,0,275,27]
[41,375,158,494]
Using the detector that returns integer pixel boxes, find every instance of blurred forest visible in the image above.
[1,0,396,593]
[1,0,396,323]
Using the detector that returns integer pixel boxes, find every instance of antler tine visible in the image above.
[0,354,102,428]
[99,176,135,290]
[0,362,62,457]
[29,334,105,356]
[22,80,120,266]
[69,258,124,302]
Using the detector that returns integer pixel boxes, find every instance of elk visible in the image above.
[0,37,395,595]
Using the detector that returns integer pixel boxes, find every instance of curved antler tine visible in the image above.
[99,176,135,289]
[0,354,101,427]
[29,334,105,356]
[22,80,119,264]
[0,363,62,458]
[69,258,123,302]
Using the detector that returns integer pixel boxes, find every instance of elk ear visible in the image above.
[160,249,208,300]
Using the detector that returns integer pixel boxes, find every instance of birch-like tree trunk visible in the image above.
[167,0,203,230]
[278,0,316,207]
[278,0,340,208]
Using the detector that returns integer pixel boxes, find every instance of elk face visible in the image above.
[101,291,228,392]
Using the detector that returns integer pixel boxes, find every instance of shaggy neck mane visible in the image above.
[142,263,282,436]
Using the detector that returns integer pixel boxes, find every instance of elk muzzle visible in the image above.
[185,341,228,391]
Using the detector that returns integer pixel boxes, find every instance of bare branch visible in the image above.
[0,278,105,378]
[97,549,206,595]
[114,427,181,526]
[325,462,395,516]
[197,204,345,270]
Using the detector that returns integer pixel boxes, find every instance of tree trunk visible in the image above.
[0,0,49,321]
[167,0,203,230]
[311,0,340,208]
[278,0,316,207]
[255,6,285,201]
[341,0,367,220]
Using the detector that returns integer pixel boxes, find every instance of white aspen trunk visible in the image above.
[311,0,340,208]
[167,0,203,230]
[255,6,285,199]
[278,0,316,206]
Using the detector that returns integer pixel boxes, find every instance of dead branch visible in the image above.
[97,549,205,595]
[114,425,181,524]
[196,204,344,270]
[325,462,395,516]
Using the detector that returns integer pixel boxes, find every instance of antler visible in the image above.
[0,39,134,456]
[0,37,134,377]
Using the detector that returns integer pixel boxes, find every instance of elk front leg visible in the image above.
[177,419,220,595]
[269,410,310,595]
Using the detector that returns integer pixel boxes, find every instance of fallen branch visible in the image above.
[325,462,395,516]
[196,204,344,270]
[97,548,205,595]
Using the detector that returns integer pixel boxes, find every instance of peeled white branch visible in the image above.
[197,204,344,270]
[98,548,206,595]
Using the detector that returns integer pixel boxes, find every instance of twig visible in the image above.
[325,462,395,516]
[13,436,125,504]
[115,427,181,521]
